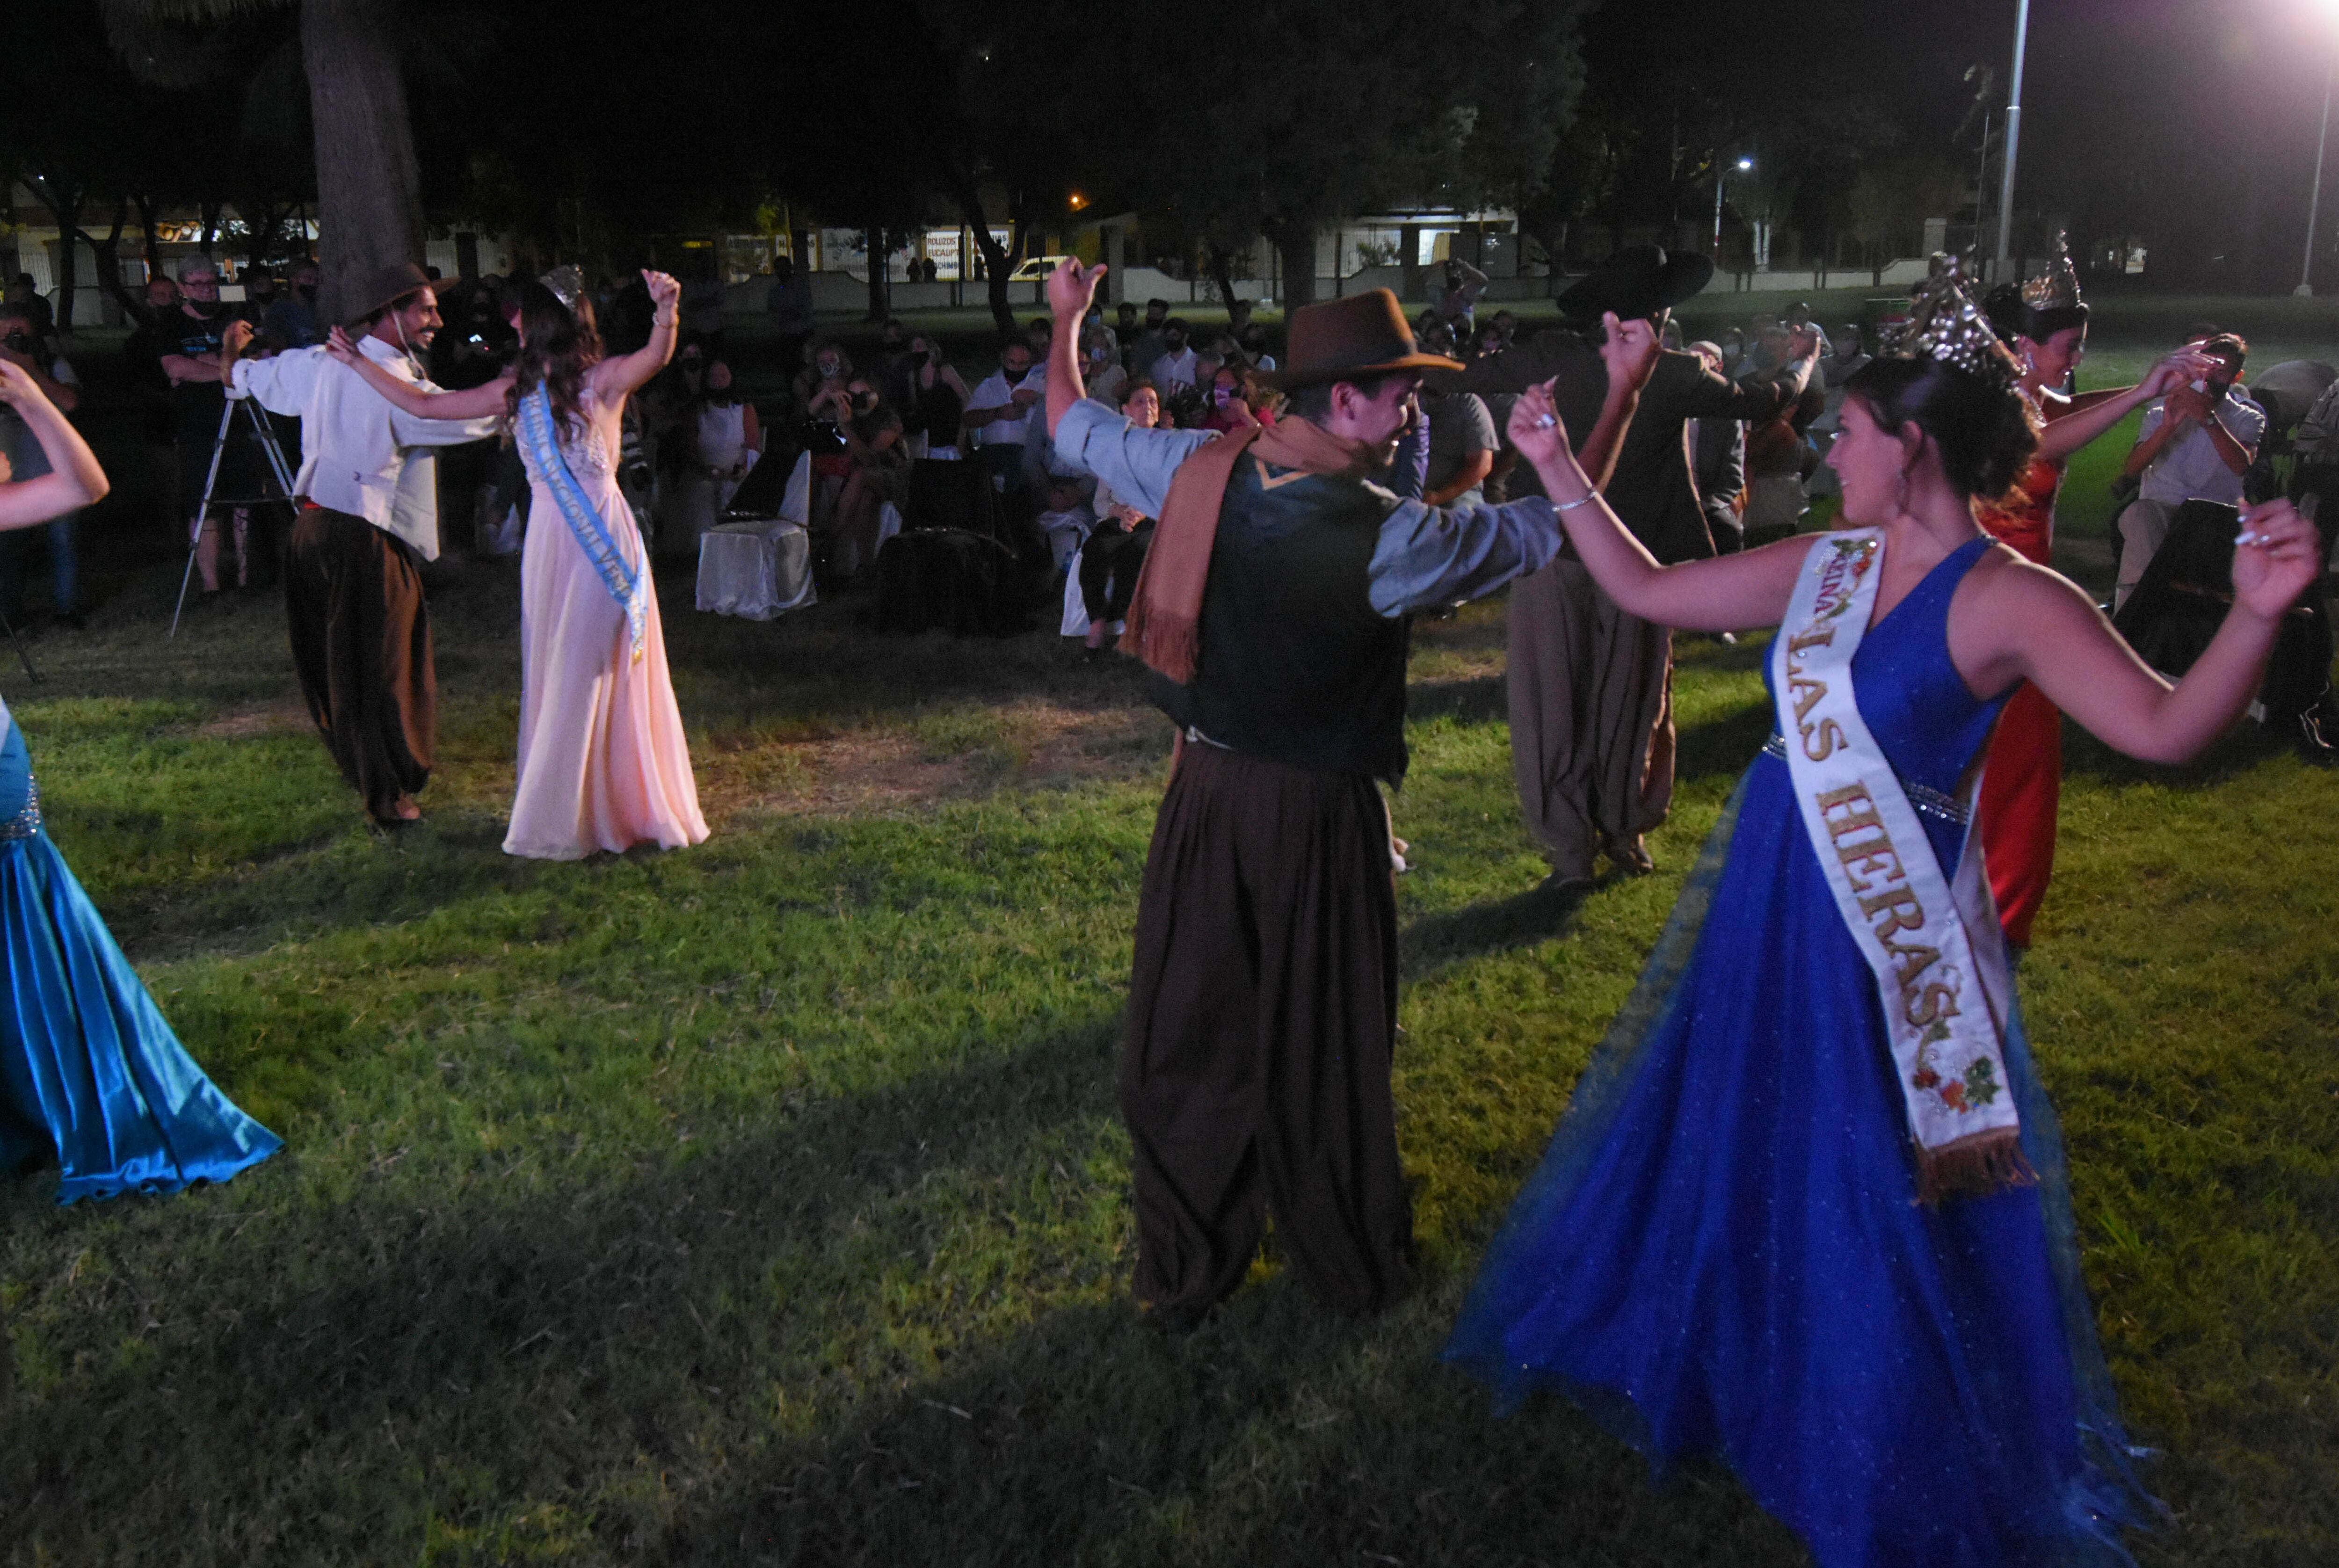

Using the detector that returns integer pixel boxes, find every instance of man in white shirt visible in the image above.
[2114,333,2266,610]
[219,263,501,827]
[964,335,1044,497]
[1148,318,1199,392]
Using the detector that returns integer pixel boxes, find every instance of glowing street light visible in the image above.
[1068,192,1089,211]
[1714,156,1754,256]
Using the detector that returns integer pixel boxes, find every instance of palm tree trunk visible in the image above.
[300,0,424,323]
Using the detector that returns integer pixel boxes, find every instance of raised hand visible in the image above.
[325,325,360,365]
[1508,380,1570,467]
[1046,259,1107,322]
[643,270,683,312]
[1599,311,1663,395]
[0,356,41,409]
[2139,346,2217,399]
[220,319,255,360]
[2230,499,2321,620]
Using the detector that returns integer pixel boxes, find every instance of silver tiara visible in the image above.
[1886,254,2019,392]
[538,265,585,313]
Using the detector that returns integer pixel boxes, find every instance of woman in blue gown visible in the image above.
[1449,273,2321,1566]
[0,358,280,1202]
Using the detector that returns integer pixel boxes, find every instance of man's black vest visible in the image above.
[1147,454,1412,784]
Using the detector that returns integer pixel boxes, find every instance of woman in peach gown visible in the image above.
[328,269,707,860]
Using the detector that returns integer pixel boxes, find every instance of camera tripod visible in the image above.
[170,394,300,638]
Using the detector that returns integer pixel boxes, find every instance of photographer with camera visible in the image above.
[0,301,87,627]
[159,261,281,596]
[1431,255,1490,335]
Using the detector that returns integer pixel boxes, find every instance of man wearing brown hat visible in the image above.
[1450,245,1818,888]
[218,263,501,827]
[1042,261,1660,1329]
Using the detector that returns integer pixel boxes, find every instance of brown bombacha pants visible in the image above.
[1506,556,1674,880]
[1120,742,1416,1324]
[286,506,436,824]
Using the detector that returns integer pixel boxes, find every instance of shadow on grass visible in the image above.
[1408,673,1508,726]
[1676,702,1774,787]
[666,1287,1802,1568]
[1402,876,1588,983]
[1,1003,1799,1568]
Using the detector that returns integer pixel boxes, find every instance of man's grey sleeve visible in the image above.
[1050,398,1215,519]
[2217,394,2269,446]
[1366,494,1565,617]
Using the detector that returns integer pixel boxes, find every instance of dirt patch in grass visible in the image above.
[697,699,1171,822]
[195,702,313,740]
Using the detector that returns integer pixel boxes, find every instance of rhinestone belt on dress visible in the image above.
[1760,734,1969,827]
[0,775,42,841]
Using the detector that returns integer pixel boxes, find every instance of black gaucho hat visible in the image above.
[1555,244,1714,325]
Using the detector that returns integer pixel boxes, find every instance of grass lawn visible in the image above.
[3,289,2336,1563]
[0,522,2332,1566]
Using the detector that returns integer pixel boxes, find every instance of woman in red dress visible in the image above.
[1975,250,2217,946]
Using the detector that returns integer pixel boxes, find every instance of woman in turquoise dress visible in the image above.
[0,359,280,1202]
[1450,267,2323,1566]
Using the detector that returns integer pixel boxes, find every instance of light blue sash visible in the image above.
[517,385,646,663]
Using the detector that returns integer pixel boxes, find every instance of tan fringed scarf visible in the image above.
[1118,418,1381,682]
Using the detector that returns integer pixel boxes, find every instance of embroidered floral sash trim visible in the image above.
[1771,531,2031,1203]
[518,385,646,665]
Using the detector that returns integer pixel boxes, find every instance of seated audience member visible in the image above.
[1197,364,1267,433]
[965,335,1043,495]
[831,377,907,582]
[1077,379,1162,653]
[1035,476,1093,573]
[1685,340,1748,552]
[1084,326,1128,407]
[899,335,971,459]
[1420,385,1498,508]
[1114,300,1142,363]
[1237,321,1278,373]
[1149,318,1199,392]
[794,340,853,420]
[1128,298,1170,378]
[2115,333,2265,610]
[696,359,763,511]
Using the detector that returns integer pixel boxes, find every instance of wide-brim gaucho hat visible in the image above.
[347,261,456,325]
[1555,244,1714,324]
[1256,289,1464,391]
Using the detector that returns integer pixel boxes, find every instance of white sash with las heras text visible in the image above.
[1772,530,2028,1202]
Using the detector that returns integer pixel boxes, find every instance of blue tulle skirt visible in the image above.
[0,722,281,1202]
[1445,769,2159,1568]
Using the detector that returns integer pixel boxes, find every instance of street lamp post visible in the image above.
[1994,0,2032,276]
[1713,156,1753,259]
[2301,58,2333,297]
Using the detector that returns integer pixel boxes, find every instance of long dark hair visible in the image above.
[1982,281,2089,348]
[1842,355,2039,501]
[509,281,603,435]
